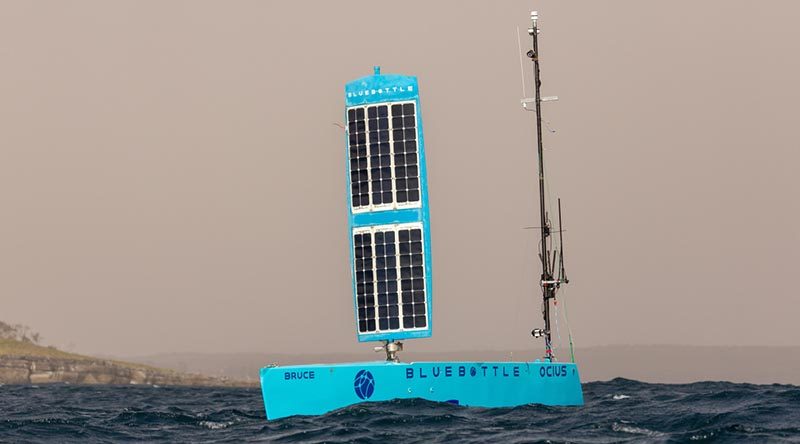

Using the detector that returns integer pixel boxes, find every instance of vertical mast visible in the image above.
[528,10,554,361]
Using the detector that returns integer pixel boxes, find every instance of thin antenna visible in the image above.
[516,27,527,98]
[558,198,568,284]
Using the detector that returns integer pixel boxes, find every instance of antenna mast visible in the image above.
[523,11,567,362]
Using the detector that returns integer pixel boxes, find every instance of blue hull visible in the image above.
[260,361,583,420]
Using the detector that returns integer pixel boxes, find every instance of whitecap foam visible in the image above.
[199,420,234,430]
[612,421,663,436]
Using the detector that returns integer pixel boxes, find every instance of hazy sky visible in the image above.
[2,1,798,357]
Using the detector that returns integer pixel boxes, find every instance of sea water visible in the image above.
[2,378,799,442]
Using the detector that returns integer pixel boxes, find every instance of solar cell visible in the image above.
[352,224,427,334]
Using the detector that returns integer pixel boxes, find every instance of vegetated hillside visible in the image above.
[0,322,254,387]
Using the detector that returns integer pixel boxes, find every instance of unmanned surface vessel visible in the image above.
[260,11,582,420]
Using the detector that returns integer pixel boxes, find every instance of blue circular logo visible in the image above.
[353,370,375,400]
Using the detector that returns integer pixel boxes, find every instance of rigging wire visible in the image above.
[542,166,571,361]
[510,235,530,347]
[516,27,528,98]
[553,297,562,358]
[560,286,577,363]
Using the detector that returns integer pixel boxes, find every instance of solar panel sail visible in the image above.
[345,73,431,343]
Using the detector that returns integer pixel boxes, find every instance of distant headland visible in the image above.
[0,321,254,387]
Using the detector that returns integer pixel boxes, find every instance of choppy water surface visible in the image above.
[2,378,799,443]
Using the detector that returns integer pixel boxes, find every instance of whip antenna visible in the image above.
[517,26,528,98]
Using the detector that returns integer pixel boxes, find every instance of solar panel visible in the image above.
[348,108,369,208]
[347,101,421,212]
[352,223,428,334]
[368,105,392,206]
[398,226,427,328]
[353,232,376,333]
[391,103,421,204]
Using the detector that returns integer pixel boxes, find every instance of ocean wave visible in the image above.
[0,380,798,442]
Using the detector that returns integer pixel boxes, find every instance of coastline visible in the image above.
[0,339,255,387]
